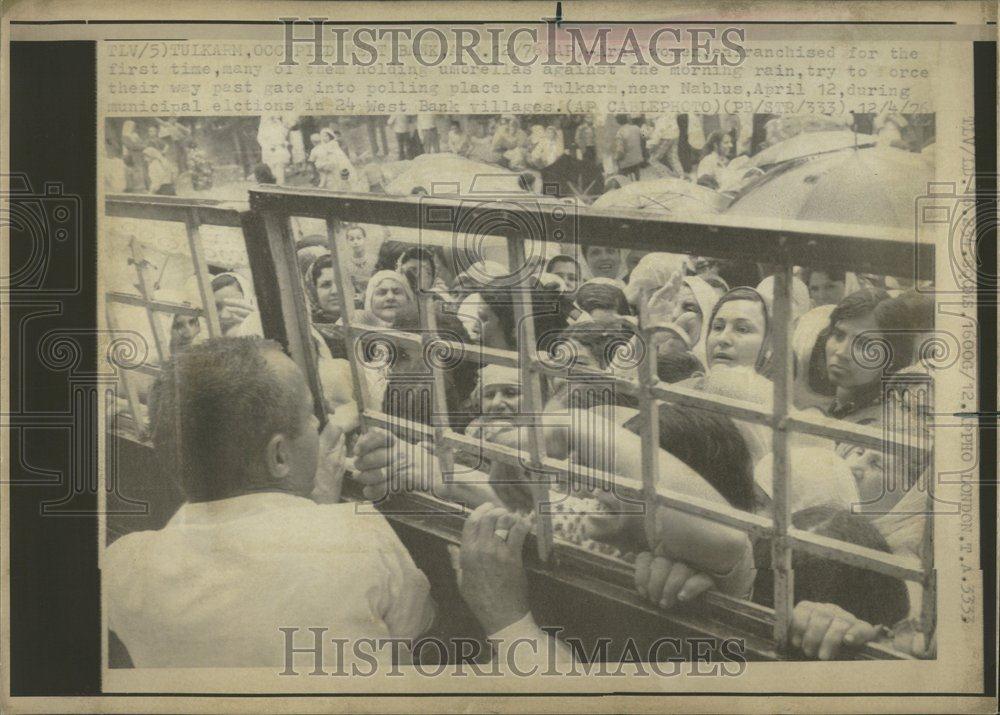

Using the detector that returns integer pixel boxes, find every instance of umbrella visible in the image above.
[591,177,730,216]
[726,146,932,230]
[384,152,529,196]
[540,153,604,200]
[751,130,877,169]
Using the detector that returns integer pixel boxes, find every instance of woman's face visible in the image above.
[706,299,767,370]
[719,134,734,156]
[371,280,409,323]
[170,314,201,353]
[808,271,846,307]
[213,283,246,333]
[586,247,621,279]
[671,284,704,343]
[825,313,882,390]
[483,383,521,416]
[315,267,338,314]
[400,258,434,293]
[477,304,509,350]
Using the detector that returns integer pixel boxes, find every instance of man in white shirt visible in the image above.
[104,337,434,668]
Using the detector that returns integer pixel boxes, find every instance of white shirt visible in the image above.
[104,492,434,668]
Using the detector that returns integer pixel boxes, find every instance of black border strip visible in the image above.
[973,39,997,699]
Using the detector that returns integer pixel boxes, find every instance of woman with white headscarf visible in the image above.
[210,271,263,338]
[355,270,416,328]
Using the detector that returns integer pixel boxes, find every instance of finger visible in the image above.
[633,552,653,598]
[791,601,815,650]
[494,510,518,535]
[659,561,694,609]
[646,557,671,607]
[354,428,393,460]
[817,617,853,661]
[352,467,388,486]
[802,607,835,659]
[505,514,532,556]
[843,619,878,648]
[462,502,494,546]
[362,484,385,501]
[476,507,508,549]
[463,502,493,546]
[677,572,715,603]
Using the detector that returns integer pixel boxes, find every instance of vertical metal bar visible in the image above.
[419,292,457,500]
[261,209,326,423]
[104,300,146,436]
[770,263,795,651]
[919,379,936,652]
[184,208,223,338]
[325,218,369,433]
[506,234,553,562]
[637,304,662,543]
[127,238,169,364]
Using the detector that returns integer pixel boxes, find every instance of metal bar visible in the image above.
[106,195,245,227]
[419,291,458,503]
[786,411,932,454]
[770,263,795,652]
[105,291,202,317]
[787,528,925,582]
[919,381,936,652]
[127,238,169,365]
[325,218,371,435]
[342,325,520,368]
[247,187,932,278]
[104,303,145,437]
[506,234,554,562]
[184,209,223,338]
[636,309,663,546]
[260,209,326,424]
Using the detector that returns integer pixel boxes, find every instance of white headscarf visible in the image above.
[756,274,811,327]
[754,447,860,513]
[360,270,415,327]
[211,271,262,338]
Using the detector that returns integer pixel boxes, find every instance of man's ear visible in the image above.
[264,433,291,481]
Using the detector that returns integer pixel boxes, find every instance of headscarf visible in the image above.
[624,252,686,306]
[575,277,630,317]
[301,252,342,345]
[211,271,262,338]
[706,286,772,377]
[754,447,860,514]
[358,270,415,327]
[756,274,811,327]
[791,304,836,411]
[677,275,719,369]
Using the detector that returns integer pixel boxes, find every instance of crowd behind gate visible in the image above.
[105,109,938,667]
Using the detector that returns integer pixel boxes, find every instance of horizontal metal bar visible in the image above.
[247,187,932,276]
[649,380,774,427]
[105,291,203,317]
[787,526,925,582]
[786,411,931,453]
[345,325,520,368]
[106,194,246,228]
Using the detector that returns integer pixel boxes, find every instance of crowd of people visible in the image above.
[112,216,936,666]
[106,117,214,195]
[105,110,939,670]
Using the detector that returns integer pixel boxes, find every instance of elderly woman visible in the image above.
[355,270,415,328]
